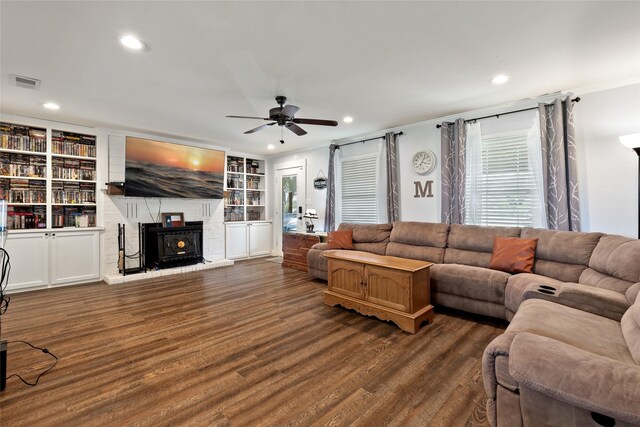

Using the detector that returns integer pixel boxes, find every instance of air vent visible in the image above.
[11,75,41,90]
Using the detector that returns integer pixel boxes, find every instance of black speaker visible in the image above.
[0,340,7,391]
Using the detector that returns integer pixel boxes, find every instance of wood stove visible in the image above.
[142,221,203,269]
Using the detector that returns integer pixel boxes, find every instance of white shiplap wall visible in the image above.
[102,135,226,277]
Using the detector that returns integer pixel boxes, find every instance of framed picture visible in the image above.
[161,212,184,227]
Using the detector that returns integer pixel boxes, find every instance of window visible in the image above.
[340,154,379,223]
[465,130,540,227]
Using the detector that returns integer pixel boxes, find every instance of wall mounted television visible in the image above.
[124,137,225,199]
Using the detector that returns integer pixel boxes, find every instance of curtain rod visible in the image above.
[336,131,403,148]
[435,97,581,129]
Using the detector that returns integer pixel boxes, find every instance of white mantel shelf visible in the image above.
[103,259,234,284]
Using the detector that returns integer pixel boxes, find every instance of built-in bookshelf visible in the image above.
[224,156,266,222]
[0,122,97,229]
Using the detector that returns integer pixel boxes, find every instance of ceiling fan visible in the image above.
[226,96,338,137]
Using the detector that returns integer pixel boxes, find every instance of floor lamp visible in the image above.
[620,133,640,239]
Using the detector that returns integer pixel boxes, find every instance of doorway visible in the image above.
[274,161,306,255]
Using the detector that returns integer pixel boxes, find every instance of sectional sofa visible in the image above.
[307,221,640,426]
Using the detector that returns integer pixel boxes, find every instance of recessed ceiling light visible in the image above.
[119,34,145,50]
[43,102,60,110]
[491,75,509,85]
[343,116,353,123]
[267,144,275,150]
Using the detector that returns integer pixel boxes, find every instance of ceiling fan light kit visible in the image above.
[227,96,338,141]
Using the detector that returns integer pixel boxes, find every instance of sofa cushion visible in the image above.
[352,242,388,255]
[327,230,354,250]
[444,224,520,268]
[389,221,449,247]
[520,228,602,282]
[587,235,640,284]
[489,237,538,274]
[386,242,445,264]
[431,263,511,304]
[338,223,392,243]
[386,221,449,264]
[508,299,634,364]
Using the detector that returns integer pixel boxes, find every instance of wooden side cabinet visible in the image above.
[282,232,326,271]
[324,250,433,333]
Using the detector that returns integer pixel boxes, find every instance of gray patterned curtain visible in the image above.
[441,118,467,224]
[385,132,400,222]
[538,97,581,231]
[323,144,338,231]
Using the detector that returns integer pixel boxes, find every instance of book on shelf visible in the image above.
[51,157,96,180]
[5,179,46,203]
[7,205,46,230]
[0,122,46,153]
[51,130,96,157]
[52,205,96,228]
[0,152,47,178]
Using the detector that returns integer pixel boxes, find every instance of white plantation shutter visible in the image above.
[465,130,540,227]
[340,154,379,223]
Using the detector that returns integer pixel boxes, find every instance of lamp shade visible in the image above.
[619,133,640,149]
[303,209,318,219]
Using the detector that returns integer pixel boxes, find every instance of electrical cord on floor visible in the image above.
[0,248,11,317]
[5,340,58,387]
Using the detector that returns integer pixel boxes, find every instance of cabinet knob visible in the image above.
[44,233,49,236]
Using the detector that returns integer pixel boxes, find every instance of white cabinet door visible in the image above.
[5,232,49,291]
[249,222,272,257]
[225,224,249,259]
[50,230,100,286]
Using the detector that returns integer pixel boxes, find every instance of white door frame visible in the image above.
[273,159,306,255]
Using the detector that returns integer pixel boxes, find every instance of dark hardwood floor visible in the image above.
[0,259,506,426]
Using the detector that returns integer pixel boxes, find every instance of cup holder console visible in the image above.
[536,285,557,295]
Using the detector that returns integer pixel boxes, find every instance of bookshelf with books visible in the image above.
[50,130,97,228]
[223,155,266,222]
[0,122,49,229]
[223,155,270,259]
[0,122,98,230]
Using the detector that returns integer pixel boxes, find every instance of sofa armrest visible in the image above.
[482,332,517,398]
[522,283,629,320]
[626,282,640,305]
[311,242,328,250]
[509,332,640,424]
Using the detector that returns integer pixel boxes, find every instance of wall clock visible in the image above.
[412,150,436,175]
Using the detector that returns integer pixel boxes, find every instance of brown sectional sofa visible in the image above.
[307,222,640,321]
[307,221,640,426]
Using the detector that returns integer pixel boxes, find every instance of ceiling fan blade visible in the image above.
[281,104,300,117]
[227,115,271,120]
[244,122,275,134]
[291,118,339,127]
[285,123,307,136]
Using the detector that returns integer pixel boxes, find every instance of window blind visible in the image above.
[341,155,379,223]
[465,131,539,227]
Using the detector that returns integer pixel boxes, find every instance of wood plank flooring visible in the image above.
[0,259,506,426]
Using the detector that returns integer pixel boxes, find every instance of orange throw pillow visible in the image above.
[488,237,538,274]
[327,230,354,250]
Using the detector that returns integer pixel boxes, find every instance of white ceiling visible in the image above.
[1,1,639,156]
